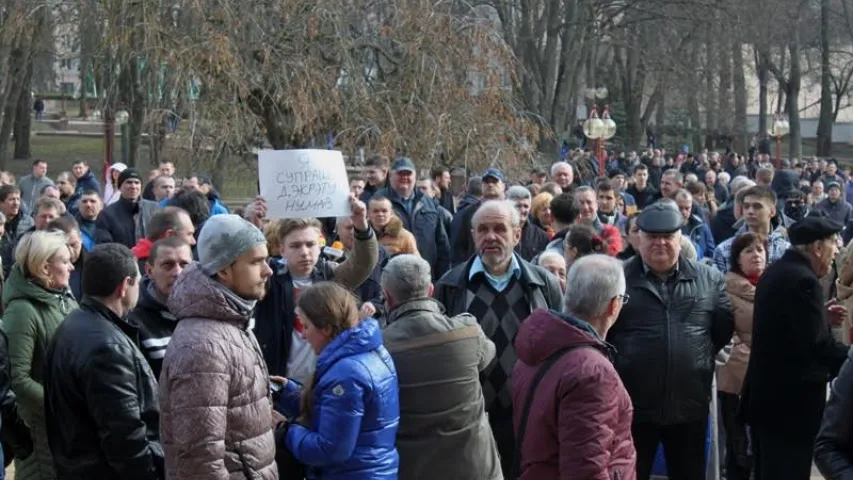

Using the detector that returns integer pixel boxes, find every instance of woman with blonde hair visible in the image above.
[275,281,399,478]
[3,230,78,479]
[531,192,555,238]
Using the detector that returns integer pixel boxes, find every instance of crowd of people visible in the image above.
[0,147,850,480]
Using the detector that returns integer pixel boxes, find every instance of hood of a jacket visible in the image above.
[770,169,800,199]
[515,308,608,366]
[131,238,155,260]
[137,275,169,313]
[167,263,254,326]
[315,317,383,377]
[380,215,404,237]
[2,264,75,311]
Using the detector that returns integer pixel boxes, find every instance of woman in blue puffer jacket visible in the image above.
[276,281,399,479]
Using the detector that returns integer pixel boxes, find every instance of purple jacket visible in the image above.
[512,309,636,480]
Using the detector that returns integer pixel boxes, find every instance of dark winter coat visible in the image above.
[814,347,853,478]
[254,227,378,377]
[44,297,164,480]
[512,309,636,480]
[95,197,161,248]
[373,188,450,279]
[127,277,178,379]
[742,249,848,438]
[434,256,563,319]
[515,220,550,263]
[608,256,734,425]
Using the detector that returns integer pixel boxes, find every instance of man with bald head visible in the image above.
[435,199,563,475]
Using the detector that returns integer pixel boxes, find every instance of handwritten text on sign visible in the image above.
[258,149,351,219]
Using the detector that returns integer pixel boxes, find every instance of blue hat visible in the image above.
[391,158,416,173]
[482,168,505,183]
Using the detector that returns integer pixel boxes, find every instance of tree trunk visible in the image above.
[704,36,716,150]
[13,64,32,160]
[0,43,26,167]
[756,50,769,137]
[788,39,802,160]
[732,40,748,153]
[816,0,833,156]
[689,40,702,151]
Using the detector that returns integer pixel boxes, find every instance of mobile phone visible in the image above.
[269,381,283,394]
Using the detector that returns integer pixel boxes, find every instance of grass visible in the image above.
[8,135,261,200]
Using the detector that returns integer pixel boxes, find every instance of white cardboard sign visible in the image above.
[258,149,351,219]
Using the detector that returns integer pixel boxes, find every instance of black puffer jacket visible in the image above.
[44,297,164,480]
[608,256,734,425]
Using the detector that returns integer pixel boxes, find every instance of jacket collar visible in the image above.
[387,297,445,325]
[626,255,697,282]
[438,253,546,289]
[81,296,138,335]
[315,318,383,377]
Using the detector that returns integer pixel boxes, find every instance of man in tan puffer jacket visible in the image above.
[160,214,278,479]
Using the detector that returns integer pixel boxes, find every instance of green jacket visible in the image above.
[2,265,77,480]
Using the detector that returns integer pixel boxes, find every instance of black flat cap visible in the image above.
[788,213,843,245]
[637,202,683,234]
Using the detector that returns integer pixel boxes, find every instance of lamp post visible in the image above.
[583,105,605,175]
[116,109,130,165]
[769,113,790,170]
[584,87,612,176]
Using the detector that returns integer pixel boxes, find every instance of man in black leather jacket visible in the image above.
[607,202,734,480]
[44,244,164,480]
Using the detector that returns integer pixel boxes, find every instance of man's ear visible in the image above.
[145,262,153,276]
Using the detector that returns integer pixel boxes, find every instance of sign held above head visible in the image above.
[258,149,352,219]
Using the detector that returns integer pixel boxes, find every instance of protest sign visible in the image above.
[258,149,351,219]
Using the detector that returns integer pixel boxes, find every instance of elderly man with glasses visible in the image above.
[607,202,734,480]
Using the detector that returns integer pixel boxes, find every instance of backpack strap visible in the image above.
[511,345,587,479]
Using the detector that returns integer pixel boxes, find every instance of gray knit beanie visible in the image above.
[197,214,266,275]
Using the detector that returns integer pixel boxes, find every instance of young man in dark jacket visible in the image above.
[248,195,378,384]
[96,168,161,248]
[44,244,164,479]
[128,238,193,378]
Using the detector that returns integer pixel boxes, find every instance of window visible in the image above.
[60,82,75,95]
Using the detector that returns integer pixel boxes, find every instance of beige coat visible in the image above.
[160,264,277,480]
[717,273,755,395]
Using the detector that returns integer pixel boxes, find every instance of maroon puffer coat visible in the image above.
[512,308,636,480]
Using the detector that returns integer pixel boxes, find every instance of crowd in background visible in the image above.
[0,146,850,480]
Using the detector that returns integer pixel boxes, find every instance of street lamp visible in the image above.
[116,109,130,164]
[583,104,615,176]
[769,113,790,170]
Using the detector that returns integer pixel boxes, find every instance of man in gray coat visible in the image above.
[18,159,54,212]
[382,254,503,480]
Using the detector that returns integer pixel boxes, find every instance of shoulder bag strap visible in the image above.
[511,345,581,479]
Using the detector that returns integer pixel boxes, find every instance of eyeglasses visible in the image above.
[615,293,630,305]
